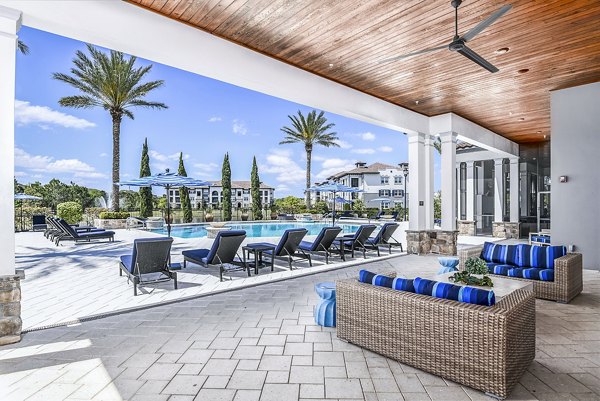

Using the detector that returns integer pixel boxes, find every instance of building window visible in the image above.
[351,178,359,187]
[392,189,404,197]
[394,176,402,185]
[211,191,219,205]
[380,176,389,185]
[378,189,391,197]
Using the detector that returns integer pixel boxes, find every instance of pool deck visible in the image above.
[16,227,494,331]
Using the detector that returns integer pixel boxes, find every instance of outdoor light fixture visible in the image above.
[559,175,568,183]
[494,47,510,54]
[399,162,409,221]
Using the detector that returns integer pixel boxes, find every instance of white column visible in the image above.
[494,158,505,222]
[509,157,519,222]
[407,132,426,230]
[424,134,435,229]
[0,6,20,277]
[465,161,475,221]
[440,132,457,231]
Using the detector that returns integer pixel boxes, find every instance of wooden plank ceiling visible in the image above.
[126,0,600,143]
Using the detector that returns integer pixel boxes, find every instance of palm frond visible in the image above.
[58,95,100,109]
[17,40,29,55]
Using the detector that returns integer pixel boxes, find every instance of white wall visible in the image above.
[551,82,600,270]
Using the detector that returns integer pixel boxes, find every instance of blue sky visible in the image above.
[15,26,440,197]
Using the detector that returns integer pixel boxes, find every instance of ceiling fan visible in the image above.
[379,0,512,73]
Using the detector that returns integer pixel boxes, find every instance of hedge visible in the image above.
[57,201,83,224]
[98,211,131,220]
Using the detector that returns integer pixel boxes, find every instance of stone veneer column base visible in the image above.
[406,230,459,256]
[457,220,476,236]
[492,222,520,239]
[0,272,23,346]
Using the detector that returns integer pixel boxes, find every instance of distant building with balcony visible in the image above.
[310,161,409,209]
[168,181,274,209]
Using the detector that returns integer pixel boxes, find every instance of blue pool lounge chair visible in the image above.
[182,230,247,281]
[119,237,176,296]
[251,228,309,270]
[32,214,47,231]
[298,226,343,263]
[334,224,377,258]
[365,222,402,254]
[54,218,114,245]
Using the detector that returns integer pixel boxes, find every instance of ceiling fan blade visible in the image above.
[461,4,512,42]
[379,44,447,64]
[457,45,499,73]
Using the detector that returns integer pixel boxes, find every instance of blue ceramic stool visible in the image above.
[314,282,336,327]
[437,256,459,274]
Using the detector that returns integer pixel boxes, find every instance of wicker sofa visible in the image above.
[459,244,583,303]
[337,274,535,399]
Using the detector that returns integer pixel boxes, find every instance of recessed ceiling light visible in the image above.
[328,63,334,68]
[536,131,542,134]
[543,135,547,139]
[518,68,530,74]
[415,100,420,105]
[509,112,513,116]
[519,117,525,121]
[495,47,510,55]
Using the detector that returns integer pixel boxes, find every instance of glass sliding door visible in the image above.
[474,160,494,235]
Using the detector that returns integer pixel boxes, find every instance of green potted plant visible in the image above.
[450,257,493,287]
[464,257,489,275]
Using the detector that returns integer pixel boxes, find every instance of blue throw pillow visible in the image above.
[414,277,495,306]
[481,242,518,265]
[480,242,496,262]
[359,270,414,292]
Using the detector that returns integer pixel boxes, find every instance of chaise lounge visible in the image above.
[54,218,115,245]
[334,224,377,258]
[250,228,310,269]
[298,226,343,263]
[365,222,402,254]
[459,241,583,303]
[182,230,247,281]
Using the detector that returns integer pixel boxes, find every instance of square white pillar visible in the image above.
[0,6,21,277]
[407,132,426,230]
[494,158,505,222]
[440,132,457,231]
[465,161,475,221]
[509,157,519,222]
[424,134,435,229]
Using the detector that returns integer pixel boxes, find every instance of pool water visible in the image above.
[151,222,363,239]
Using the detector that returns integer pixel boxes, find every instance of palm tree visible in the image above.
[53,44,167,211]
[17,40,29,55]
[280,110,339,207]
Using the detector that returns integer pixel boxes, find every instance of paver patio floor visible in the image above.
[2,253,600,401]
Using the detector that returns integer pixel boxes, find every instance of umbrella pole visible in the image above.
[166,186,171,237]
[20,201,24,232]
[332,191,336,226]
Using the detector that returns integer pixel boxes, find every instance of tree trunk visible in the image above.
[305,147,312,208]
[111,112,122,211]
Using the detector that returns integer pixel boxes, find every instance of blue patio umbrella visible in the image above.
[331,196,352,205]
[14,193,42,232]
[308,182,362,226]
[118,171,209,237]
[370,197,394,211]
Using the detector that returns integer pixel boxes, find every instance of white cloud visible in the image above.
[15,100,96,129]
[14,148,107,179]
[149,150,189,162]
[315,158,355,180]
[351,148,376,154]
[361,132,376,141]
[208,116,222,122]
[334,139,353,149]
[232,120,248,136]
[261,149,305,184]
[99,152,108,157]
[14,171,28,177]
[194,162,219,178]
[378,146,393,153]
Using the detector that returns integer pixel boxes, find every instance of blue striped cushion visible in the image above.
[414,277,495,306]
[358,270,414,292]
[480,242,519,265]
[523,268,555,281]
[531,235,551,244]
[489,264,512,276]
[519,244,566,269]
[508,267,525,278]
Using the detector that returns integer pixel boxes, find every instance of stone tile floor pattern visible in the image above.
[1,254,600,401]
[15,229,494,331]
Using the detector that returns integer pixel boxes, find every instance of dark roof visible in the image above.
[328,162,400,179]
[210,180,274,190]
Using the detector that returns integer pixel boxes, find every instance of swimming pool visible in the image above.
[150,222,364,239]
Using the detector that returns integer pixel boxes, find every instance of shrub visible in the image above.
[464,257,489,275]
[99,211,131,220]
[57,201,83,224]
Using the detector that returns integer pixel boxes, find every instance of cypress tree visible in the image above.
[139,138,153,218]
[251,156,263,220]
[178,152,193,223]
[222,153,232,221]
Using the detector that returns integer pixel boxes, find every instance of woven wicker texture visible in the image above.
[337,274,535,399]
[459,245,583,303]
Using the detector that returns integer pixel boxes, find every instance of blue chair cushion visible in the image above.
[298,241,314,251]
[480,242,519,265]
[120,255,134,273]
[203,230,246,263]
[507,267,554,281]
[274,229,305,255]
[531,235,551,244]
[182,248,210,264]
[414,277,495,306]
[518,244,566,269]
[487,264,513,276]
